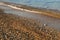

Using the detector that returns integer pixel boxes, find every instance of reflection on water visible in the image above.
[1,0,60,10]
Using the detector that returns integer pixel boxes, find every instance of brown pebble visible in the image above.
[0,9,60,40]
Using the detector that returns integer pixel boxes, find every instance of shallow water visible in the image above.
[0,0,60,10]
[0,5,60,31]
[0,0,60,31]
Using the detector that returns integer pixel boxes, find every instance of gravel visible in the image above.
[0,10,60,40]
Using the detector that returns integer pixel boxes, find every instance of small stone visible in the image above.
[0,12,60,40]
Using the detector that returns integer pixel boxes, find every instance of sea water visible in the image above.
[0,0,60,10]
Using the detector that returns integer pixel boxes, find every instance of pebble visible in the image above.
[0,10,60,40]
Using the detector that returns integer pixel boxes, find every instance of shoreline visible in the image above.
[0,2,60,19]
